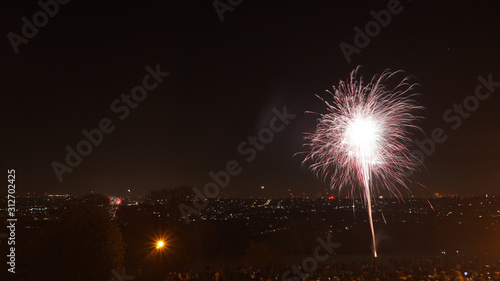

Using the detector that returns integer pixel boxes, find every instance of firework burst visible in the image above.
[303,67,423,257]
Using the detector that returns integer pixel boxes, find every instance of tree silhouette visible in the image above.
[243,240,286,269]
[26,202,125,281]
[145,185,195,220]
[146,185,194,205]
[81,192,116,216]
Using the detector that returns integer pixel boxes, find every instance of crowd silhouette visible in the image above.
[148,256,500,281]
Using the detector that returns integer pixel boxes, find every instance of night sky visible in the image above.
[2,1,499,196]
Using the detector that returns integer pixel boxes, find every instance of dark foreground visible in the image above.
[132,255,500,281]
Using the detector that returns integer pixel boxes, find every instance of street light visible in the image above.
[156,240,165,249]
[150,231,171,254]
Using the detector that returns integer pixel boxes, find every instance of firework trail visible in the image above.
[381,211,387,225]
[303,67,422,257]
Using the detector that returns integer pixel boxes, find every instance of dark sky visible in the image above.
[2,0,499,197]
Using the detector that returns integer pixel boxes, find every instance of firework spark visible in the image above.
[303,67,422,257]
